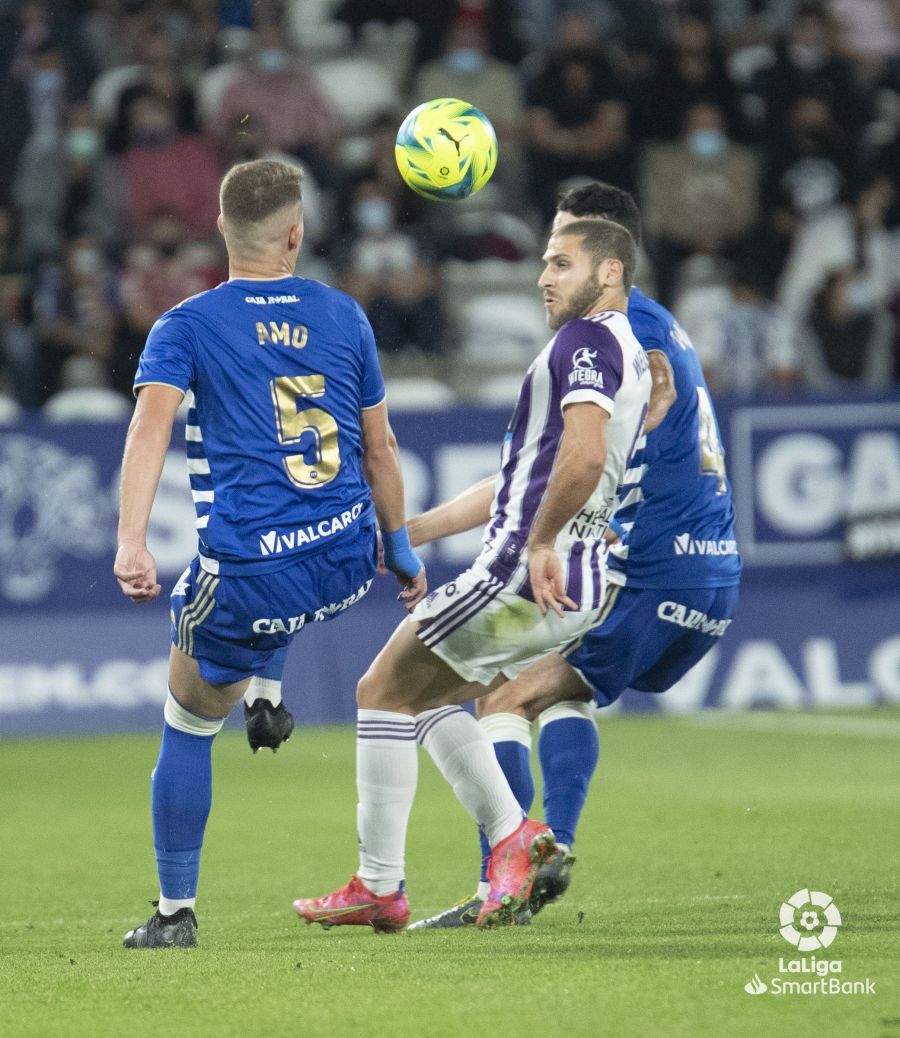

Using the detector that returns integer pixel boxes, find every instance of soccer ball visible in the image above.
[394,98,498,201]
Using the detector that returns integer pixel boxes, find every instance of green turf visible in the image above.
[2,709,898,1038]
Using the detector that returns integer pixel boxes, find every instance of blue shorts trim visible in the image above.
[563,584,740,706]
[170,525,377,685]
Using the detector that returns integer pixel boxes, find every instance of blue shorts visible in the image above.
[563,583,740,707]
[170,524,377,685]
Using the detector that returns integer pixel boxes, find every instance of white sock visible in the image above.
[415,706,523,848]
[355,709,418,896]
[244,676,282,708]
[158,895,195,916]
[476,881,490,901]
[479,711,533,748]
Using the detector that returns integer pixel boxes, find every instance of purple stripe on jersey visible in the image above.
[566,541,584,605]
[517,376,564,531]
[516,568,535,602]
[419,579,492,645]
[415,706,465,744]
[424,580,506,647]
[590,542,603,609]
[487,370,533,542]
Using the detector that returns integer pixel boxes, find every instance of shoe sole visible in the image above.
[295,908,407,934]
[477,831,556,929]
[529,854,576,915]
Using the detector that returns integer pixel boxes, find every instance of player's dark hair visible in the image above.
[559,218,636,292]
[556,182,642,247]
[220,159,303,227]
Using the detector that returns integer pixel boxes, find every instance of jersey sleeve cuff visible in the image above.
[561,389,616,415]
[361,393,386,410]
[133,380,188,400]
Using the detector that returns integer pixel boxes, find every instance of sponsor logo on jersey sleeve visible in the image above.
[568,347,604,388]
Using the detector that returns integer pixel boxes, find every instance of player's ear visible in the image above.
[600,257,623,288]
[288,221,303,254]
[216,213,224,236]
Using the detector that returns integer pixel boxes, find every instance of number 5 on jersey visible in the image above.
[271,374,341,488]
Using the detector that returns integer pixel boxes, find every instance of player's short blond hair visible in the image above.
[219,159,303,229]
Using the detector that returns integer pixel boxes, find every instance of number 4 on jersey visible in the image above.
[696,386,727,494]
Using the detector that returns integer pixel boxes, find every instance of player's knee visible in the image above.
[356,668,386,710]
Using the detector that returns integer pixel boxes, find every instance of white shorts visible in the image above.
[410,560,603,685]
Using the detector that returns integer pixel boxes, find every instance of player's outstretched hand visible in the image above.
[114,543,161,603]
[397,566,427,612]
[528,543,577,617]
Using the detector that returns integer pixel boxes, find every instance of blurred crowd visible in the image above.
[1,0,900,416]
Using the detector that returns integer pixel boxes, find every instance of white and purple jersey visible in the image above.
[476,310,651,610]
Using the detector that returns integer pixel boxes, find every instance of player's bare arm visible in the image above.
[407,475,496,548]
[643,350,676,433]
[360,400,427,608]
[527,401,609,616]
[114,384,183,603]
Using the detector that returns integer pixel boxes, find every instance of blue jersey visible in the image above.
[607,287,742,589]
[134,276,385,575]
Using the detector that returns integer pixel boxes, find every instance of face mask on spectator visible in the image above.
[447,48,485,75]
[132,124,173,148]
[256,48,290,73]
[688,129,727,160]
[354,199,393,234]
[70,247,103,277]
[65,128,102,161]
[789,43,827,70]
[31,68,64,94]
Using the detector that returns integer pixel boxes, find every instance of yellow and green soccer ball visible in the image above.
[394,98,498,201]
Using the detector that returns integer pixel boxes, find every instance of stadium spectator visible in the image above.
[13,102,124,262]
[754,2,872,149]
[31,234,117,403]
[761,93,863,225]
[114,212,222,396]
[104,29,200,156]
[206,24,341,178]
[633,10,743,142]
[121,94,220,238]
[411,20,525,197]
[0,208,37,408]
[641,101,760,306]
[778,173,897,383]
[524,11,635,219]
[676,260,803,394]
[337,179,445,357]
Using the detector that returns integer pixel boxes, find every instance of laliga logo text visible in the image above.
[742,888,876,997]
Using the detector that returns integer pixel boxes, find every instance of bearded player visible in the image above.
[291,219,653,930]
[406,183,742,929]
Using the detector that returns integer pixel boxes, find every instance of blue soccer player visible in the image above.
[114,159,426,948]
[405,182,742,928]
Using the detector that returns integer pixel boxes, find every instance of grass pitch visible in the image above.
[1,709,898,1038]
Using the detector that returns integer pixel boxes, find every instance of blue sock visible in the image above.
[538,713,599,849]
[478,715,535,882]
[152,722,215,900]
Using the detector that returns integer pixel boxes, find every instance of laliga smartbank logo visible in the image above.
[742,888,876,997]
[779,888,840,950]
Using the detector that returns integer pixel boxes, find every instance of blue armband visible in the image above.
[381,525,423,580]
[609,517,625,538]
